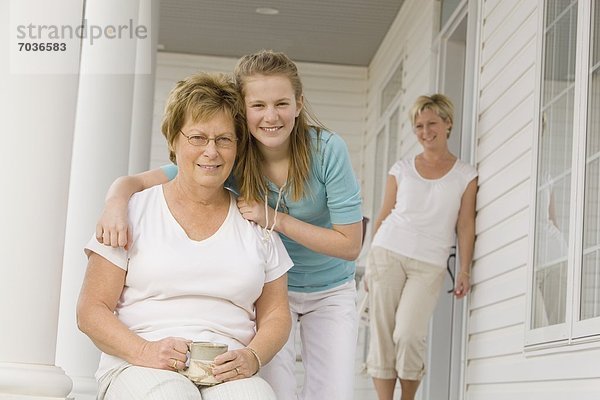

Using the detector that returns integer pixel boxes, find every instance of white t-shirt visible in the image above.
[371,157,478,267]
[84,185,293,380]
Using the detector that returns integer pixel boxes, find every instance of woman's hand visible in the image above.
[96,197,131,249]
[454,271,471,299]
[135,337,190,371]
[212,348,260,382]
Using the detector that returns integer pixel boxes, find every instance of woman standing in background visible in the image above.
[364,94,477,400]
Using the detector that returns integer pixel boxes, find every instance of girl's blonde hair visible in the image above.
[233,49,326,202]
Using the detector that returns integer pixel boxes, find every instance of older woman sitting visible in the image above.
[77,72,292,400]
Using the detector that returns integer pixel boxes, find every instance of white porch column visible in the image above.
[0,0,82,399]
[54,1,158,399]
[129,0,160,174]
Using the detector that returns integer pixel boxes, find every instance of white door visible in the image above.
[419,1,478,399]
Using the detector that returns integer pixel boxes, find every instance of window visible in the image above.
[372,127,386,217]
[388,108,399,169]
[581,0,600,322]
[380,62,403,116]
[529,0,600,344]
[373,57,404,217]
[372,109,400,220]
[440,0,461,27]
[372,111,399,219]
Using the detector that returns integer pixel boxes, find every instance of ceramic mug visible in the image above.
[180,341,228,386]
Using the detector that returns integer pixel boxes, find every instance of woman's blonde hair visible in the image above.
[161,72,246,164]
[233,49,326,202]
[409,94,454,137]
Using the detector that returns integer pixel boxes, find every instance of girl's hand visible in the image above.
[212,348,260,382]
[237,198,271,228]
[454,271,471,299]
[96,198,132,250]
[135,337,190,371]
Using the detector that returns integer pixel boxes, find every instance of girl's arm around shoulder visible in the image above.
[97,167,173,249]
[308,131,363,260]
[280,216,364,260]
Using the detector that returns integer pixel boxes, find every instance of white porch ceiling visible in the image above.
[158,0,406,66]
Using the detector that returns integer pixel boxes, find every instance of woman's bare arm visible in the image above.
[363,175,397,291]
[212,274,291,380]
[454,177,478,298]
[371,175,398,236]
[77,253,189,369]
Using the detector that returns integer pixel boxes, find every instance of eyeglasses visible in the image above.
[180,130,237,148]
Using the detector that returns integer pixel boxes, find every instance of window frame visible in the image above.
[372,125,387,219]
[526,0,600,348]
[371,54,405,218]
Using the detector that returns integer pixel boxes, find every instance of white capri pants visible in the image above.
[260,280,358,400]
[365,247,446,381]
[99,364,276,400]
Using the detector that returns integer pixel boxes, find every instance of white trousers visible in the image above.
[100,365,276,400]
[260,280,358,400]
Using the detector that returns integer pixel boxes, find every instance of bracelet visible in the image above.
[459,270,471,278]
[245,347,262,374]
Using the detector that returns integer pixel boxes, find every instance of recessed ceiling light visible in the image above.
[255,7,279,15]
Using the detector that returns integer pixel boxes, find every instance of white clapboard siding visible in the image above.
[478,1,537,93]
[295,63,367,155]
[477,127,531,187]
[479,37,537,114]
[475,179,529,235]
[478,94,536,161]
[471,0,539,295]
[469,295,526,334]
[461,0,600,397]
[149,52,367,175]
[473,208,530,263]
[479,67,537,142]
[477,151,531,210]
[468,323,525,360]
[468,349,600,383]
[470,265,527,314]
[468,380,600,400]
[473,236,529,283]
